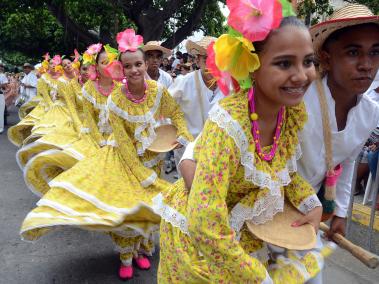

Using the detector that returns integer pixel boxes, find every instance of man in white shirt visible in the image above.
[143,41,173,89]
[168,36,224,172]
[20,63,38,102]
[171,51,182,71]
[0,63,9,134]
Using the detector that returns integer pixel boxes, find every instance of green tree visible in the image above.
[297,0,334,26]
[0,0,226,66]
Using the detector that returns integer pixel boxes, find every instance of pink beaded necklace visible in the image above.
[124,80,148,104]
[96,79,114,97]
[248,88,284,161]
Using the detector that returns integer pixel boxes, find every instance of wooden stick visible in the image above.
[320,222,379,269]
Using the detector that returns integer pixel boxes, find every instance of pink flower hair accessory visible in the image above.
[87,65,98,81]
[206,42,233,96]
[52,55,62,65]
[226,0,283,42]
[116,29,144,52]
[87,43,103,55]
[104,61,125,82]
[73,49,80,62]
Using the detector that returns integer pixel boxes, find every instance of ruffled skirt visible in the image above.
[21,145,171,241]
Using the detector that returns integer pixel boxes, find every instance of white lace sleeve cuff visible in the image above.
[80,127,90,134]
[176,135,190,147]
[297,194,322,214]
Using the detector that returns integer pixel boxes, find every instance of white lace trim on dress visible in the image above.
[108,86,164,155]
[82,87,113,135]
[143,153,166,168]
[297,194,322,214]
[41,75,58,101]
[177,135,190,147]
[208,102,302,225]
[152,193,189,235]
[99,140,118,147]
[140,171,157,188]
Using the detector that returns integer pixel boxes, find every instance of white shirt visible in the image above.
[181,77,379,218]
[157,69,173,89]
[20,71,38,100]
[146,68,173,89]
[172,58,180,69]
[0,73,8,89]
[168,70,224,138]
[365,71,379,105]
[298,77,379,217]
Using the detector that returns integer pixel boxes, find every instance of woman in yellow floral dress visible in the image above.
[153,3,334,283]
[22,59,99,196]
[20,30,193,280]
[8,57,62,147]
[15,57,76,169]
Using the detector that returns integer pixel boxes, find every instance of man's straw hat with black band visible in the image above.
[186,36,216,56]
[310,4,379,55]
[142,41,172,58]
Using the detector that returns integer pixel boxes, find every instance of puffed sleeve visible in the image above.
[62,82,84,133]
[82,93,104,146]
[38,79,53,107]
[160,88,193,146]
[285,173,322,214]
[187,120,272,283]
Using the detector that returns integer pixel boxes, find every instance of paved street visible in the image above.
[1,107,379,283]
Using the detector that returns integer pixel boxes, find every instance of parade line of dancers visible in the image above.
[6,1,379,283]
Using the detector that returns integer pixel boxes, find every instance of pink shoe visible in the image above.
[133,256,151,270]
[119,265,133,280]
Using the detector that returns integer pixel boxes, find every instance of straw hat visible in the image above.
[186,36,216,56]
[310,4,379,55]
[147,124,178,153]
[246,201,317,250]
[143,41,172,58]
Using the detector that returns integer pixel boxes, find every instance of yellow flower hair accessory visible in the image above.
[83,51,95,65]
[41,52,50,72]
[54,65,64,74]
[71,49,81,70]
[104,44,120,63]
[214,33,260,89]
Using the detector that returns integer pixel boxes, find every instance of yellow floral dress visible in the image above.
[20,80,193,265]
[22,79,100,196]
[8,73,55,147]
[154,92,334,283]
[14,74,75,172]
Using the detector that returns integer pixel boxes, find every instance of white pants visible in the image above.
[0,93,5,132]
[174,147,186,178]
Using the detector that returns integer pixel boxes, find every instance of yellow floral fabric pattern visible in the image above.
[157,91,323,283]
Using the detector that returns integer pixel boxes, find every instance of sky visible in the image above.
[176,2,229,53]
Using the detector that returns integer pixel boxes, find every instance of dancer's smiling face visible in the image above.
[80,64,90,83]
[253,24,316,108]
[62,59,73,73]
[120,49,147,85]
[48,59,57,73]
